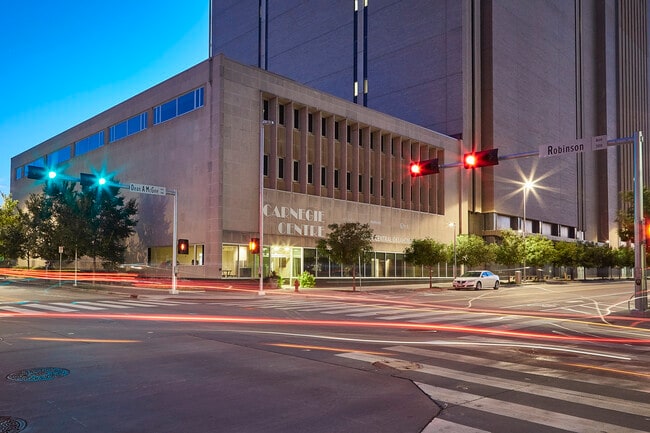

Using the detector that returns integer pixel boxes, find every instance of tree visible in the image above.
[552,241,581,279]
[525,234,556,270]
[81,183,138,270]
[24,180,138,270]
[0,193,28,264]
[494,229,524,269]
[616,188,650,241]
[613,246,634,276]
[404,238,448,288]
[316,222,374,291]
[456,234,494,269]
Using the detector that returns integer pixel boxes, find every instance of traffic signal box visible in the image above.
[26,166,56,180]
[409,158,439,177]
[249,238,260,254]
[463,149,499,168]
[177,239,189,254]
[80,173,107,187]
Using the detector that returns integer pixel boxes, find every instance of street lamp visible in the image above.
[259,120,274,296]
[522,180,535,283]
[448,222,457,278]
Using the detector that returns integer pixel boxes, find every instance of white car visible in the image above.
[453,270,500,290]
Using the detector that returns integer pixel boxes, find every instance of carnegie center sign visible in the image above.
[263,204,325,237]
[262,203,414,245]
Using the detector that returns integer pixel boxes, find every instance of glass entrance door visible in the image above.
[269,245,302,285]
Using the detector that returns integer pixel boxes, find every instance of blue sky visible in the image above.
[0,1,209,196]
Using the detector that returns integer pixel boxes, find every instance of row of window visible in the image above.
[16,87,205,180]
[263,99,411,156]
[263,156,413,198]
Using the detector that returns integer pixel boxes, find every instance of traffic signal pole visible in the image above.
[632,131,648,314]
[169,189,178,295]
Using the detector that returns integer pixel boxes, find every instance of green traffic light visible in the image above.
[48,171,57,179]
[98,177,106,185]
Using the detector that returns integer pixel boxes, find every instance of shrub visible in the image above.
[298,271,316,288]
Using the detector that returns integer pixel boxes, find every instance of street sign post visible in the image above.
[127,182,178,294]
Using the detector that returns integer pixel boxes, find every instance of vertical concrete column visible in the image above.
[401,139,411,209]
[268,98,278,190]
[284,102,294,192]
[350,123,359,202]
[373,131,382,205]
[313,112,323,196]
[420,144,430,212]
[299,107,308,194]
[338,120,348,201]
[362,128,371,203]
[327,117,336,198]
[391,136,401,207]
[410,142,420,211]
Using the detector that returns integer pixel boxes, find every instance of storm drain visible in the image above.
[0,416,26,433]
[6,367,70,382]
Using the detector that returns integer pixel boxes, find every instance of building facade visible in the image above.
[12,1,650,280]
[11,56,462,280]
[211,0,650,246]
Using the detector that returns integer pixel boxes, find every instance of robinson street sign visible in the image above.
[539,135,608,158]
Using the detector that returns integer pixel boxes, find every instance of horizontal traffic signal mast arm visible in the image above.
[435,149,539,169]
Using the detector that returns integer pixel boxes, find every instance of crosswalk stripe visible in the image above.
[75,301,133,309]
[386,345,650,393]
[338,352,650,418]
[489,318,553,331]
[347,308,405,317]
[415,382,640,433]
[128,300,193,307]
[255,302,320,309]
[291,302,354,311]
[386,346,636,392]
[321,305,390,314]
[60,302,106,311]
[110,300,158,307]
[0,305,40,314]
[408,314,509,325]
[378,310,439,320]
[22,303,77,312]
[301,304,383,313]
[273,303,346,311]
[421,418,489,433]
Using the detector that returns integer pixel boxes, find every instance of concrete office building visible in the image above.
[11,56,462,280]
[211,0,650,245]
[11,1,650,280]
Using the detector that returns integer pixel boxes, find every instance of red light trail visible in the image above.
[2,311,649,346]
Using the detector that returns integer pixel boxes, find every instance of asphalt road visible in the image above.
[1,278,649,432]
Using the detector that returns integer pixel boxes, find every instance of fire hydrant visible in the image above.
[293,279,300,293]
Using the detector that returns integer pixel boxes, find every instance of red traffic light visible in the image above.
[177,239,189,254]
[409,158,439,177]
[463,149,499,169]
[249,238,260,254]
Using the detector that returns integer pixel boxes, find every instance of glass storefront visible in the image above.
[220,244,456,280]
[149,243,204,267]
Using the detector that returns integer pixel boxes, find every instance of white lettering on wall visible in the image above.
[264,204,326,238]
